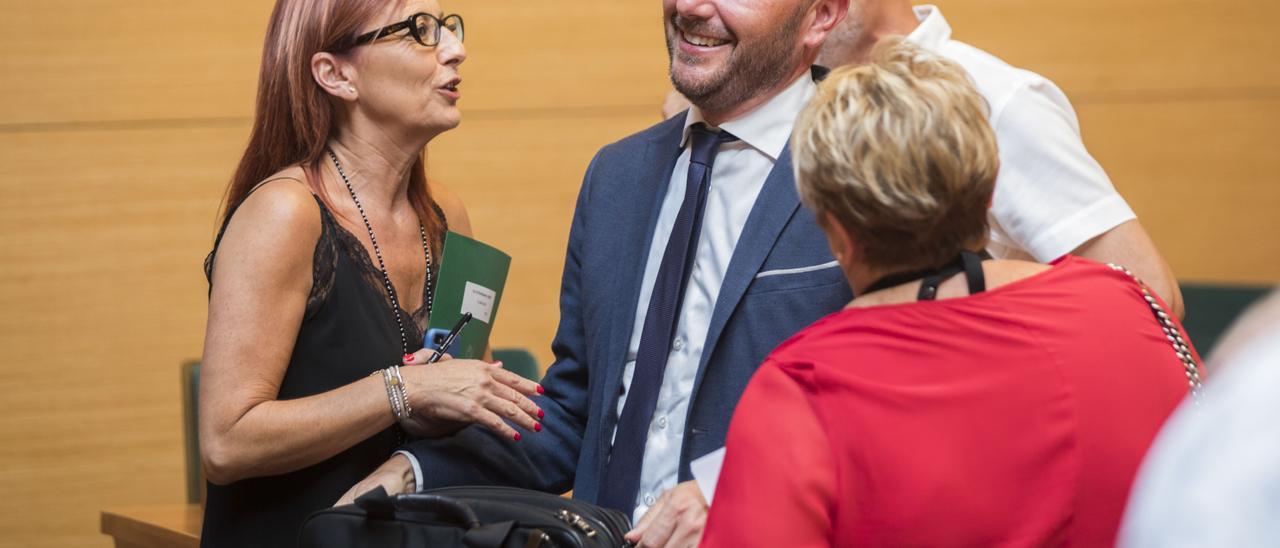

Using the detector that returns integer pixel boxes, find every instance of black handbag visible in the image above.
[299,485,633,548]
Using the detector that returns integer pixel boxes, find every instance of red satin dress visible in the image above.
[700,256,1194,547]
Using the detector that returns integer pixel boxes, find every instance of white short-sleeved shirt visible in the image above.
[909,5,1136,261]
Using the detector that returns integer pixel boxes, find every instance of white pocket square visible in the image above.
[755,260,840,279]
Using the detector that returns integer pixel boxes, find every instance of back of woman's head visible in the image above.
[793,36,999,271]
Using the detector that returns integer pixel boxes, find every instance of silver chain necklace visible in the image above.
[327,149,434,356]
[1107,263,1202,402]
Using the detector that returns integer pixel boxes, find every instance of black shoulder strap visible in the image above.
[961,250,987,295]
[864,250,988,302]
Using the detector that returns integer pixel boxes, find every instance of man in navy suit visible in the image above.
[346,0,852,544]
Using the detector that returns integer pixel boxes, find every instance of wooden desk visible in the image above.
[101,504,202,548]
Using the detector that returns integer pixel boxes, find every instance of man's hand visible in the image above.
[625,480,707,548]
[334,453,415,506]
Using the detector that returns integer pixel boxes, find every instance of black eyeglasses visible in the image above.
[347,13,464,49]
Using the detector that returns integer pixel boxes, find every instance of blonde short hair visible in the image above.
[793,37,998,270]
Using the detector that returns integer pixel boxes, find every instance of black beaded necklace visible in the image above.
[327,148,434,355]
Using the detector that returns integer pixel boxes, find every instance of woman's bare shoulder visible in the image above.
[213,171,323,281]
[231,169,319,236]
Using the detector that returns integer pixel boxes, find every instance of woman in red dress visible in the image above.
[699,37,1199,548]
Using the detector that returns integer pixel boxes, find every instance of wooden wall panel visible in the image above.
[0,125,239,547]
[10,0,1275,125]
[0,2,269,126]
[937,0,1280,96]
[0,1,669,127]
[458,2,670,113]
[1077,96,1280,283]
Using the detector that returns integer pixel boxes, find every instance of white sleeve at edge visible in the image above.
[394,450,423,492]
[988,80,1136,262]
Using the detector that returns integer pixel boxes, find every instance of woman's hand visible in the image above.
[398,351,544,441]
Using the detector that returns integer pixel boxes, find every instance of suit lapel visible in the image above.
[689,146,801,399]
[595,119,685,471]
[684,67,825,418]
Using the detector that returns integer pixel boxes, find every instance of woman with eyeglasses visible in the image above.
[198,1,543,545]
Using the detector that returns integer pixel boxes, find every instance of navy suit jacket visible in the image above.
[405,98,853,502]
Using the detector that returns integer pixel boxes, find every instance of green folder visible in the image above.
[426,232,512,359]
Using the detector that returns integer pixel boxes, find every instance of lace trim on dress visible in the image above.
[311,197,448,337]
[305,197,340,320]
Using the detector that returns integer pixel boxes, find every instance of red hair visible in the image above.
[222,0,443,254]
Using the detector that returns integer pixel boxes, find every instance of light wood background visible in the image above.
[0,1,1276,546]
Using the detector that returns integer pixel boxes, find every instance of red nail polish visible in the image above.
[537,409,545,419]
[536,385,545,395]
[534,423,542,432]
[403,354,414,363]
[513,433,522,442]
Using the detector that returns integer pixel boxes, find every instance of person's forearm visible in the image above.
[1071,220,1184,319]
[1138,262,1184,320]
[203,373,395,484]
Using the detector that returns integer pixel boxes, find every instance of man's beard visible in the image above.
[666,6,809,114]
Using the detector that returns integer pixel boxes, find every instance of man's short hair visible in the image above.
[793,37,999,270]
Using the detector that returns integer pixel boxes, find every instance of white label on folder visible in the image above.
[461,281,496,324]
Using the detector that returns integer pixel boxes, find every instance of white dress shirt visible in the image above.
[616,73,816,523]
[910,5,1137,261]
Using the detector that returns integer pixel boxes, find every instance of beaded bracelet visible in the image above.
[390,365,412,418]
[378,368,399,419]
[373,365,414,421]
[380,367,404,420]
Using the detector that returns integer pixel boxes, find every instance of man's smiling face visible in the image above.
[664,0,813,114]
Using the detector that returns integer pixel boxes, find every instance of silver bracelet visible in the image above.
[391,365,412,419]
[381,367,406,420]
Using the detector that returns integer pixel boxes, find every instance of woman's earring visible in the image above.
[347,85,357,95]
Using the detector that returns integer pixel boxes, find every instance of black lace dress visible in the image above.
[200,193,445,547]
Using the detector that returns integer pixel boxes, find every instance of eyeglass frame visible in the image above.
[339,13,464,50]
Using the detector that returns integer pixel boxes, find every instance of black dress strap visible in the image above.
[916,259,965,301]
[960,249,987,296]
[864,250,990,302]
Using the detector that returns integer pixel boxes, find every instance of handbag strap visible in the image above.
[355,487,483,528]
[1107,263,1203,401]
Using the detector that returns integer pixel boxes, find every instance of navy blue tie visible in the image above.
[598,123,737,513]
